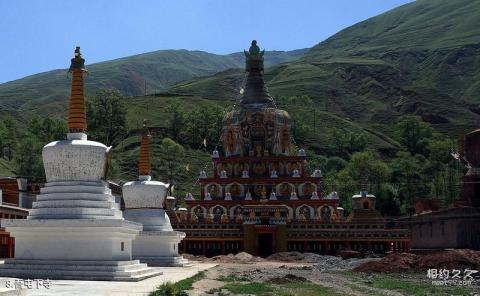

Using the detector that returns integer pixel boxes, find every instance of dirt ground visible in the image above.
[189,261,403,296]
[183,251,480,296]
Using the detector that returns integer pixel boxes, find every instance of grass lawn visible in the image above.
[340,271,479,296]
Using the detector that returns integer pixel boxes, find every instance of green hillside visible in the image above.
[298,0,480,131]
[0,49,307,115]
[170,0,480,141]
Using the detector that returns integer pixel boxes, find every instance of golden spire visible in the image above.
[68,46,87,134]
[139,120,152,177]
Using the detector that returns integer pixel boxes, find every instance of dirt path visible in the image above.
[189,266,225,296]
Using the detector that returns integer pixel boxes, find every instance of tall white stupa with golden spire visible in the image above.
[123,122,188,266]
[0,47,161,281]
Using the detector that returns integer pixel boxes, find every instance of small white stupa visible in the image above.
[269,192,277,200]
[0,47,160,280]
[123,123,188,267]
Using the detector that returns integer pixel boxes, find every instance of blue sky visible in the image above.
[0,0,412,83]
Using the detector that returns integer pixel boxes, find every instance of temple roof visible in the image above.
[239,40,275,109]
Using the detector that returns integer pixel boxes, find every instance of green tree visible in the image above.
[0,121,9,158]
[347,150,391,192]
[0,118,17,160]
[305,153,327,174]
[291,114,307,144]
[155,138,186,186]
[27,115,67,142]
[390,152,429,214]
[14,116,67,181]
[332,150,391,214]
[14,134,44,180]
[166,103,185,143]
[346,132,367,154]
[184,105,223,150]
[87,89,127,147]
[377,184,402,216]
[331,170,355,213]
[428,138,464,205]
[395,116,435,156]
[329,128,367,156]
[325,156,347,174]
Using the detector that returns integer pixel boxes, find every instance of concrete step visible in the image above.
[113,270,162,282]
[33,200,119,209]
[28,207,122,219]
[0,269,162,281]
[3,259,141,266]
[138,256,193,267]
[37,193,116,202]
[0,268,154,278]
[0,261,162,281]
[41,185,111,195]
[0,263,148,272]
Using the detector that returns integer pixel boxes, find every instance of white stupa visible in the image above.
[0,47,160,280]
[122,123,188,267]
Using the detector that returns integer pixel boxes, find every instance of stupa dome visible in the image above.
[42,139,109,182]
[123,180,169,209]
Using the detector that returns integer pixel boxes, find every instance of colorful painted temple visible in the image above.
[172,41,411,257]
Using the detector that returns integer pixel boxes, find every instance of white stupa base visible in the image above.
[0,259,161,281]
[136,256,191,267]
[133,231,189,267]
[0,219,162,281]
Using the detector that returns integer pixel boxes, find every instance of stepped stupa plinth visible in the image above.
[123,122,189,266]
[0,47,161,281]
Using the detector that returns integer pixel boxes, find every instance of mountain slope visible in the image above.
[303,0,480,102]
[0,49,307,114]
[166,0,480,155]
[195,1,478,129]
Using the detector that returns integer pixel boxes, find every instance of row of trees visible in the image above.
[0,118,17,160]
[165,103,224,150]
[307,116,463,215]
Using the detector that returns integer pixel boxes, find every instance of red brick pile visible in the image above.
[353,249,480,273]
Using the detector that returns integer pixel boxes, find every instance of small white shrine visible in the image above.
[123,123,189,267]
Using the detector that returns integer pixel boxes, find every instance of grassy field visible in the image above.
[340,271,479,296]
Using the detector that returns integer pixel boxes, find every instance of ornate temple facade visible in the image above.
[172,41,410,257]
